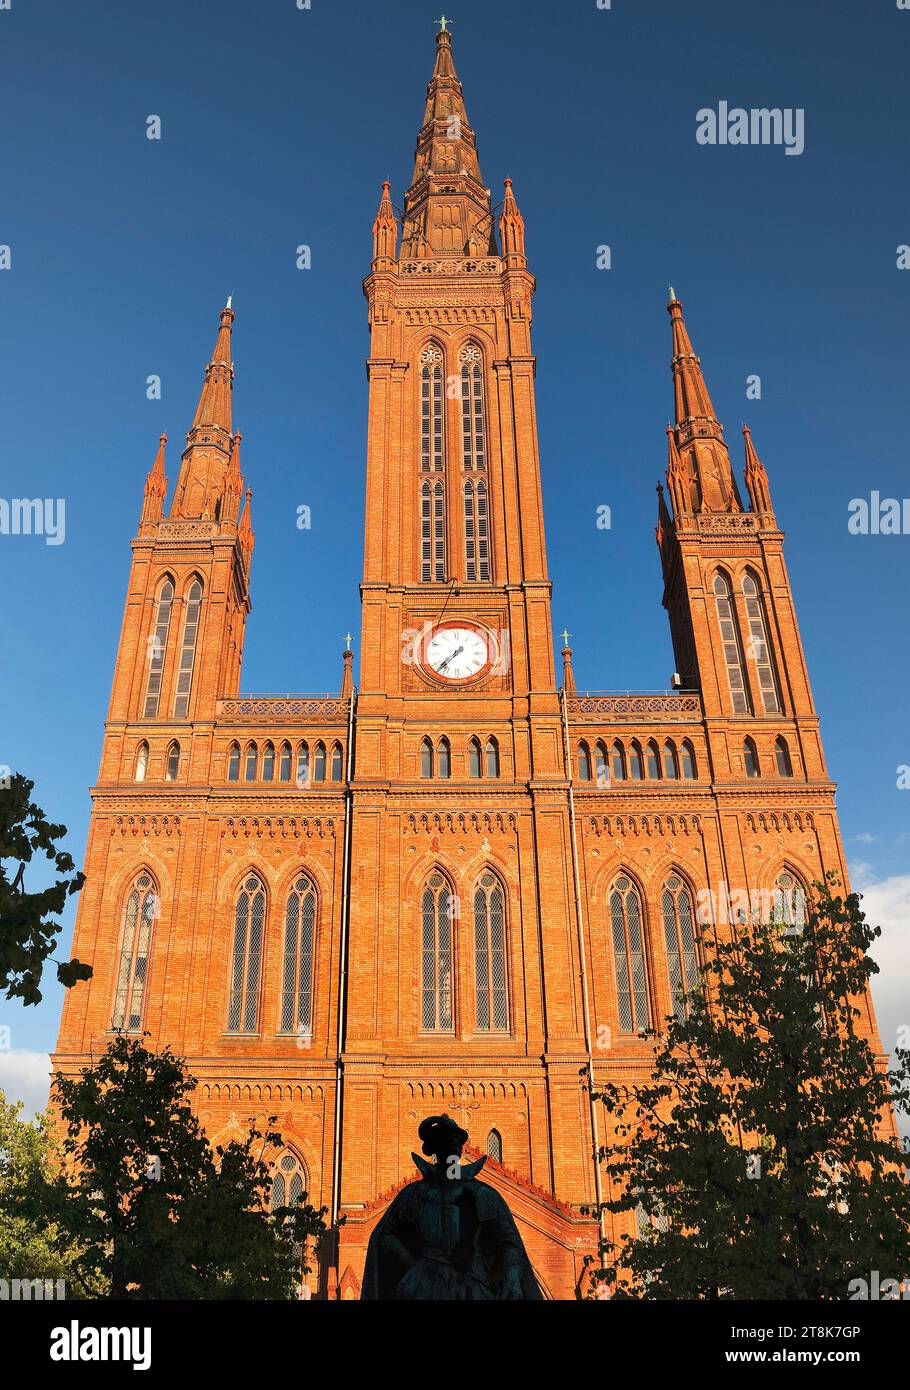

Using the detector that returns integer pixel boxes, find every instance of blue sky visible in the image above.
[0,0,908,1101]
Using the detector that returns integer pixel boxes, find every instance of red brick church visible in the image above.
[54,27,884,1299]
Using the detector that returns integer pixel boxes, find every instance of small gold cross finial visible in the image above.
[344,632,353,651]
[560,629,572,647]
[435,14,452,33]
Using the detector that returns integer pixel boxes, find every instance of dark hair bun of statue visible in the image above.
[418,1113,469,1155]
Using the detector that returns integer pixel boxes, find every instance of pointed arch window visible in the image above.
[468,737,482,779]
[227,742,241,782]
[227,874,265,1033]
[313,742,326,782]
[436,738,451,780]
[661,874,699,1023]
[593,741,609,786]
[485,737,500,779]
[680,741,697,780]
[421,872,453,1032]
[609,875,650,1034]
[772,870,807,935]
[646,741,661,780]
[173,580,203,717]
[662,741,679,780]
[459,345,486,472]
[331,742,344,782]
[270,1150,309,1214]
[714,572,749,714]
[611,742,626,782]
[420,344,445,474]
[743,737,760,778]
[296,742,310,786]
[577,742,592,782]
[420,738,434,779]
[244,741,258,782]
[112,872,157,1030]
[279,742,292,782]
[281,875,316,1038]
[775,736,793,777]
[486,1129,503,1164]
[262,742,276,782]
[144,579,174,717]
[628,742,644,781]
[134,742,149,783]
[474,871,508,1032]
[742,573,781,713]
[166,741,180,782]
[421,480,446,583]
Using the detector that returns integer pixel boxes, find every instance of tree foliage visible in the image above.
[587,880,910,1299]
[0,773,91,1005]
[40,1036,329,1299]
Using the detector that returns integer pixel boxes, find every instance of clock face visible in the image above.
[425,625,489,681]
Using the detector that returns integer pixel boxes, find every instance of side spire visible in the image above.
[372,180,398,266]
[666,291,742,515]
[499,177,526,268]
[742,423,774,515]
[140,433,168,530]
[170,301,238,519]
[401,26,493,259]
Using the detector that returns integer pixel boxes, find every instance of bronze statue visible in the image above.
[361,1114,542,1300]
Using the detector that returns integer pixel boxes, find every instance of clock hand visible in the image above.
[437,644,464,673]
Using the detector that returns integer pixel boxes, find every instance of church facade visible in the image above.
[54,29,884,1300]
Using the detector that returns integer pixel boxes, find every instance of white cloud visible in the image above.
[852,832,878,845]
[0,1050,51,1119]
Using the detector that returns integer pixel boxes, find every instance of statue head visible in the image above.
[417,1113,468,1167]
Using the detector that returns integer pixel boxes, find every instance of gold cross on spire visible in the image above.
[560,629,572,647]
[435,14,453,32]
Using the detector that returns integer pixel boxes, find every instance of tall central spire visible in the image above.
[400,27,495,259]
[170,301,239,519]
[665,291,742,515]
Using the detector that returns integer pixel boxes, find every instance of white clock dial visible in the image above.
[425,626,489,680]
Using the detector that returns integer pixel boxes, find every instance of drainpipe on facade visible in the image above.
[559,687,607,1262]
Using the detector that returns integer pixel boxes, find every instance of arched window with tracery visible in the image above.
[714,572,750,713]
[594,741,608,786]
[281,875,316,1038]
[296,742,310,786]
[661,874,699,1022]
[420,344,445,474]
[628,741,644,781]
[459,344,486,472]
[646,740,661,780]
[166,741,180,782]
[227,742,241,782]
[173,579,202,717]
[609,874,650,1034]
[611,742,626,782]
[486,1129,503,1164]
[269,1150,308,1213]
[662,741,679,780]
[244,741,258,782]
[134,742,149,783]
[421,872,453,1032]
[742,572,781,713]
[227,874,265,1033]
[111,871,158,1030]
[772,870,807,934]
[144,578,174,717]
[577,742,592,782]
[313,742,326,782]
[420,737,434,779]
[474,871,508,1032]
[468,737,482,778]
[436,737,451,779]
[680,740,697,780]
[279,742,292,782]
[485,737,500,779]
